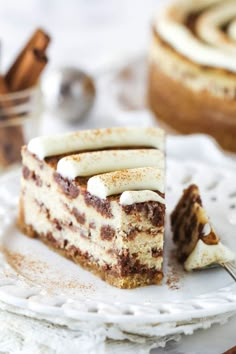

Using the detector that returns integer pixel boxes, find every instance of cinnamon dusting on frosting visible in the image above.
[87,167,164,199]
[28,127,165,159]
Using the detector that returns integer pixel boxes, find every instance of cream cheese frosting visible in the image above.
[120,190,165,206]
[28,127,165,159]
[57,149,164,179]
[87,167,164,199]
[184,239,235,271]
[155,0,236,72]
[196,0,236,54]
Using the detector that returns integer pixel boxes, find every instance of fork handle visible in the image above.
[222,262,236,282]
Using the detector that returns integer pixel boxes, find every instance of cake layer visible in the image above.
[18,219,163,289]
[19,192,164,269]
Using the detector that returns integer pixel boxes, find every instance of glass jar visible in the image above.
[0,86,42,173]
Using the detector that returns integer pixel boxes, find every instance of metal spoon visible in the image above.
[42,67,96,123]
[41,52,143,123]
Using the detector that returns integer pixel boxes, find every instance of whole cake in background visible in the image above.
[18,127,165,289]
[148,0,236,152]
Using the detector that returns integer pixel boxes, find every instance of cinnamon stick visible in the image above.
[6,28,50,90]
[9,48,48,91]
[0,28,50,167]
[0,76,9,94]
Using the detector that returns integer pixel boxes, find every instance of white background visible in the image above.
[0,0,163,73]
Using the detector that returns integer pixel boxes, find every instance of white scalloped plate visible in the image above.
[0,158,236,331]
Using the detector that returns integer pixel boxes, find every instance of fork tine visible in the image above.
[222,262,236,282]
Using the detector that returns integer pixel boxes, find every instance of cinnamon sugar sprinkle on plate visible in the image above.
[3,249,94,293]
[165,249,182,290]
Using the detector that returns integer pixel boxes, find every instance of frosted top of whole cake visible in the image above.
[155,0,236,72]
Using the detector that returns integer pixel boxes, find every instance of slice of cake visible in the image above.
[18,127,165,288]
[171,184,235,271]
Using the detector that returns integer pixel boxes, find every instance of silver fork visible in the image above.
[221,261,236,282]
[198,261,236,282]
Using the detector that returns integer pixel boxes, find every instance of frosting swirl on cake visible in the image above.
[120,190,165,205]
[57,149,164,179]
[87,167,164,199]
[155,0,236,71]
[28,127,165,159]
